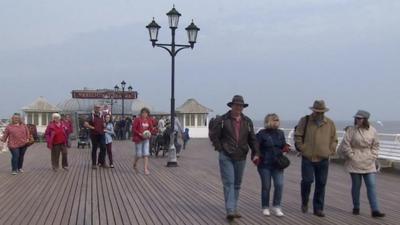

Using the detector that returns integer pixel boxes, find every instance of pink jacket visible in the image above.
[1,124,30,149]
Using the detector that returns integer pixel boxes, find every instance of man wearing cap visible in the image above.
[84,105,107,169]
[294,100,338,217]
[209,95,260,222]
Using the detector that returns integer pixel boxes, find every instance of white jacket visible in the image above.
[341,126,379,173]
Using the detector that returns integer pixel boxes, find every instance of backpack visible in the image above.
[294,115,309,152]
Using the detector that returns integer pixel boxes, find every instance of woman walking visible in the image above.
[104,114,115,168]
[340,110,385,218]
[0,113,31,175]
[256,113,289,217]
[132,107,154,175]
[45,113,69,171]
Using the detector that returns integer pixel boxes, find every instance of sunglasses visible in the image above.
[355,117,364,120]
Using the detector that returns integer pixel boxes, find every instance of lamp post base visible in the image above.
[166,132,179,167]
[166,161,178,167]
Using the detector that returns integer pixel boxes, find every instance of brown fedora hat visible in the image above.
[227,95,249,108]
[309,100,329,112]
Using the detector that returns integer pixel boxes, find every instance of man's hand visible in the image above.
[83,122,93,129]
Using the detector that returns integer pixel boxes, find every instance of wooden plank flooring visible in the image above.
[0,139,399,225]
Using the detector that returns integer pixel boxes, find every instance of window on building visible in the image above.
[48,113,52,124]
[33,113,39,125]
[197,114,204,127]
[185,114,190,126]
[190,114,195,127]
[42,113,47,125]
[27,113,33,124]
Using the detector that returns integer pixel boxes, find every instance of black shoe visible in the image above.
[313,210,325,217]
[372,211,385,218]
[301,205,308,213]
[233,213,242,218]
[226,214,235,222]
[352,208,360,215]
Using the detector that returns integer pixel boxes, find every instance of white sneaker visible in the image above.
[272,207,284,217]
[262,208,270,216]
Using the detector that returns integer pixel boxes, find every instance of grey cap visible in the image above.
[354,110,370,119]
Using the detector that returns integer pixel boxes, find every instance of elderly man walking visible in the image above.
[84,105,107,169]
[294,100,338,217]
[209,95,260,223]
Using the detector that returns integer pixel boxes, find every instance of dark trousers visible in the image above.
[9,146,27,171]
[91,134,106,166]
[51,144,68,168]
[301,157,329,212]
[106,143,113,165]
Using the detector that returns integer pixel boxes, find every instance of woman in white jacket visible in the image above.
[341,110,385,218]
[104,114,115,168]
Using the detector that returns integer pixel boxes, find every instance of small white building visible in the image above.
[176,99,212,138]
[22,96,61,134]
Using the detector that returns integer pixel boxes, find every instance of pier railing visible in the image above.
[277,128,400,165]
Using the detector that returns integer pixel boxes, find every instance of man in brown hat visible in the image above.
[209,95,260,222]
[294,100,338,217]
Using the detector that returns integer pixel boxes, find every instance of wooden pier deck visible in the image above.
[0,139,399,225]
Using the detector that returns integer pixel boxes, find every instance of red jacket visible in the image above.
[45,121,68,149]
[132,117,154,143]
[62,119,73,135]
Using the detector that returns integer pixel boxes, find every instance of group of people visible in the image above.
[1,95,386,222]
[0,103,191,177]
[0,113,73,174]
[209,95,385,223]
[113,116,132,140]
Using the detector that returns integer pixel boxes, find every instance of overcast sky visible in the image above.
[0,0,399,121]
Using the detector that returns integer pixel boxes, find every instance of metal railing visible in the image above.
[278,128,400,162]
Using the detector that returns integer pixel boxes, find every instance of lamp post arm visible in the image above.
[174,46,191,56]
[155,44,173,56]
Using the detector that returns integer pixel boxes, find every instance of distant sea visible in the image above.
[254,120,400,135]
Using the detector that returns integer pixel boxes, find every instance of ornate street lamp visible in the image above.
[146,6,200,167]
[114,85,120,115]
[121,80,126,118]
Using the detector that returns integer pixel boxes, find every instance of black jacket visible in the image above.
[209,111,260,161]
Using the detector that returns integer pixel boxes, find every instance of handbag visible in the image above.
[273,153,290,170]
[25,134,35,147]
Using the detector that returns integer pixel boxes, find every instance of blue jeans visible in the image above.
[350,173,379,211]
[301,157,329,212]
[257,167,284,208]
[219,151,246,215]
[9,146,27,171]
[135,139,150,157]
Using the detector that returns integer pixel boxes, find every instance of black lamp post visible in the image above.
[121,80,126,118]
[146,6,200,167]
[111,85,119,113]
[112,85,119,115]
